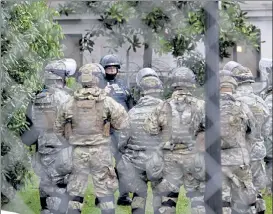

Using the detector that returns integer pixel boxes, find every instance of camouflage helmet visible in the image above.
[100,54,121,69]
[139,76,163,95]
[136,68,160,86]
[78,63,105,87]
[171,67,196,88]
[219,70,238,92]
[223,61,254,84]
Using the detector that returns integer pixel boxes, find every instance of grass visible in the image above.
[2,173,272,214]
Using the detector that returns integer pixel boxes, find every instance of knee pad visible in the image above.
[98,195,115,211]
[161,192,179,208]
[67,195,84,214]
[132,193,146,211]
[256,194,266,213]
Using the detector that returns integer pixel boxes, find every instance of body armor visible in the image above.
[220,94,250,166]
[168,95,201,151]
[102,78,130,111]
[235,85,268,161]
[127,96,162,151]
[32,89,57,132]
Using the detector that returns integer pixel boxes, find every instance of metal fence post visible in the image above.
[204,1,222,214]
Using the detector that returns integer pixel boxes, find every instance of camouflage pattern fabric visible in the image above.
[67,145,118,211]
[219,93,256,214]
[144,90,206,214]
[264,91,272,194]
[54,86,128,214]
[222,166,256,214]
[234,84,269,213]
[117,95,163,214]
[31,87,72,214]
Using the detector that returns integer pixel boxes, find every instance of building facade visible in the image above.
[48,1,272,81]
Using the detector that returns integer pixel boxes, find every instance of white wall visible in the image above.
[251,19,272,58]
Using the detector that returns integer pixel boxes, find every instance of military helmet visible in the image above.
[100,54,121,69]
[171,67,196,88]
[136,68,160,86]
[223,61,254,84]
[78,63,105,87]
[139,76,163,95]
[219,70,238,91]
[45,58,77,80]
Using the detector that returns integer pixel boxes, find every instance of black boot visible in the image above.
[95,197,99,207]
[117,193,132,206]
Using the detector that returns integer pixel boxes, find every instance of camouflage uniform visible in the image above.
[31,59,76,214]
[224,61,270,213]
[144,67,206,214]
[219,70,256,214]
[259,58,273,195]
[264,90,272,195]
[54,63,128,214]
[117,69,164,214]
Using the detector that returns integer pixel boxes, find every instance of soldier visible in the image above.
[117,68,164,214]
[98,54,134,206]
[31,58,77,214]
[259,58,272,195]
[219,70,256,214]
[144,67,206,214]
[224,61,270,214]
[54,63,129,214]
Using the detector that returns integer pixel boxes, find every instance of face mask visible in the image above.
[105,73,117,81]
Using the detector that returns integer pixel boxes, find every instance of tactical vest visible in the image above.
[72,99,104,136]
[220,95,247,149]
[168,96,201,149]
[104,79,129,111]
[32,90,57,132]
[220,94,250,165]
[128,97,162,150]
[235,93,267,140]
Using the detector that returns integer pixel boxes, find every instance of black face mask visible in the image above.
[105,73,117,81]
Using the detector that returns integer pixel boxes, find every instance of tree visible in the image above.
[1,0,64,206]
[59,1,260,85]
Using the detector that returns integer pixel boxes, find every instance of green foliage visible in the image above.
[58,2,76,16]
[62,1,260,83]
[1,0,64,206]
[178,51,206,86]
[4,172,273,214]
[66,76,82,91]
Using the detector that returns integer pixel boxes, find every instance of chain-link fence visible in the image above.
[1,1,272,214]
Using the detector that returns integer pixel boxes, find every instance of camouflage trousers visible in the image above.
[32,147,73,214]
[117,154,162,214]
[265,157,272,194]
[222,165,256,214]
[67,144,118,214]
[157,150,205,214]
[264,136,273,194]
[39,177,70,214]
[250,160,267,213]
